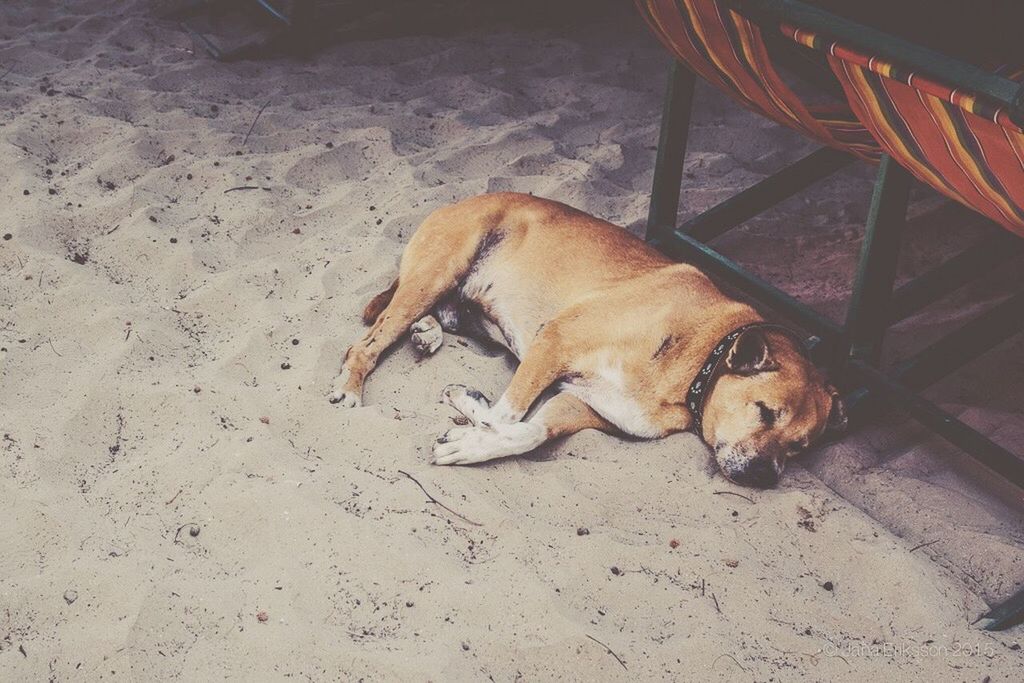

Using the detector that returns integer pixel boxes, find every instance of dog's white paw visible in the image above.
[432,426,498,465]
[329,390,361,408]
[410,316,443,356]
[441,384,491,425]
[328,369,362,407]
[432,422,544,465]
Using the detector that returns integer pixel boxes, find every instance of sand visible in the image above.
[1,1,1022,680]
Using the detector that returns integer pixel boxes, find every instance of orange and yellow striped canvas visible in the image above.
[782,24,1024,236]
[634,0,880,161]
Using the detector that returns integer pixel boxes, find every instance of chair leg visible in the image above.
[845,358,1024,484]
[843,154,912,366]
[645,61,853,245]
[978,586,1024,631]
[646,61,696,244]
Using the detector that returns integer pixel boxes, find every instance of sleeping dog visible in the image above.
[329,193,846,488]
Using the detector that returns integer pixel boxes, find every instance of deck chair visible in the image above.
[634,0,1024,629]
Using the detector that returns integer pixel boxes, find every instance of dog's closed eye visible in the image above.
[756,401,776,428]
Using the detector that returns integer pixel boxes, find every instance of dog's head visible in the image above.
[700,328,846,488]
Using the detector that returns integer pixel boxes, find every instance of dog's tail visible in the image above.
[362,278,399,325]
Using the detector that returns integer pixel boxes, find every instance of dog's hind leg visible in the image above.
[330,280,455,406]
[329,197,507,407]
[432,393,613,465]
[330,273,458,406]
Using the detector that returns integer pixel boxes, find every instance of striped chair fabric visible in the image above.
[783,25,1024,237]
[635,0,881,161]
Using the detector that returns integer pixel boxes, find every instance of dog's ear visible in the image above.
[725,328,779,376]
[826,386,848,434]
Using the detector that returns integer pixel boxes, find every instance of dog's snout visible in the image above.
[729,456,781,489]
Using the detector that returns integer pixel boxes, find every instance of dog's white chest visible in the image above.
[562,356,661,438]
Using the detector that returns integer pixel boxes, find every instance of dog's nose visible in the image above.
[731,457,780,488]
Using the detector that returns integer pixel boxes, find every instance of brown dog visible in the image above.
[329,193,845,487]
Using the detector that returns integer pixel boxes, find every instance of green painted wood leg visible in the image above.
[647,61,695,243]
[843,154,912,366]
[978,587,1024,631]
[846,359,1024,485]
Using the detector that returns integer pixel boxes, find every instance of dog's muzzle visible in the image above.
[717,449,784,489]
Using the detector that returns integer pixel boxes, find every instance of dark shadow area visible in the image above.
[164,0,634,61]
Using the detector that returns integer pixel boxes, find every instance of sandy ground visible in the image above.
[1,1,1023,680]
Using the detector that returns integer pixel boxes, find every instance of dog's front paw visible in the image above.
[432,426,495,465]
[410,316,443,356]
[328,369,362,408]
[441,384,491,425]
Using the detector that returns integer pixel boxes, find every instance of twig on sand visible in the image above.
[224,185,260,193]
[712,653,746,672]
[47,338,62,357]
[165,488,183,505]
[0,60,18,82]
[586,634,627,670]
[909,539,940,553]
[712,490,754,504]
[241,100,270,147]
[397,469,481,527]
